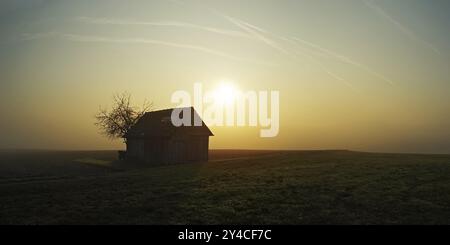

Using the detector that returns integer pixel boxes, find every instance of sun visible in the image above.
[214,81,237,106]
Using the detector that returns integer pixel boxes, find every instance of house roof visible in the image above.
[125,107,214,138]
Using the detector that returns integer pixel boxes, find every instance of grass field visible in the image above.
[1,149,450,225]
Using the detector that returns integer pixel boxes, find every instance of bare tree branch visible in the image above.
[95,92,153,141]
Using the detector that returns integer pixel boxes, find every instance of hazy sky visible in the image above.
[1,0,449,153]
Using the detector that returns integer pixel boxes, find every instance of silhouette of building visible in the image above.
[123,107,213,164]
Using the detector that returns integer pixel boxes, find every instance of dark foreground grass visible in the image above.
[0,150,450,224]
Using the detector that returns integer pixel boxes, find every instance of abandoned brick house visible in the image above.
[122,107,213,164]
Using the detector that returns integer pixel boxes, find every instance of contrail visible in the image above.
[18,32,57,41]
[62,33,242,60]
[167,2,392,89]
[19,32,278,67]
[212,13,358,90]
[77,8,385,88]
[77,15,292,57]
[76,16,251,39]
[216,12,393,85]
[290,37,394,85]
[363,0,440,55]
[218,14,292,57]
[290,44,360,93]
